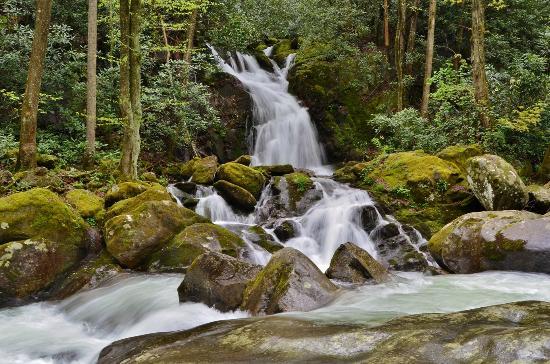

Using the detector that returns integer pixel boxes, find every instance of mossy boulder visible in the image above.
[241,247,339,315]
[428,210,550,274]
[36,154,58,169]
[177,251,262,312]
[65,189,105,220]
[146,223,245,272]
[213,180,257,212]
[104,181,150,207]
[12,168,64,192]
[98,301,550,364]
[269,172,321,215]
[436,144,483,172]
[233,155,252,166]
[326,242,392,284]
[0,188,88,247]
[244,225,283,253]
[334,151,478,237]
[526,185,550,214]
[191,156,219,185]
[217,162,266,198]
[255,164,295,176]
[467,154,528,211]
[105,187,173,221]
[273,219,299,242]
[104,200,207,268]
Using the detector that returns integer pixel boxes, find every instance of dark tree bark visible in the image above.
[471,0,490,127]
[406,0,420,75]
[119,0,142,180]
[421,0,437,117]
[17,0,53,170]
[383,0,390,49]
[184,8,198,66]
[395,0,407,111]
[84,0,98,168]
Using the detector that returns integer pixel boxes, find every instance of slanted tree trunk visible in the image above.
[406,0,420,74]
[471,0,490,127]
[119,0,142,180]
[395,0,407,111]
[17,0,53,170]
[84,0,98,169]
[160,16,170,63]
[421,0,437,117]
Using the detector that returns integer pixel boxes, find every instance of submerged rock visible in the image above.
[273,219,299,241]
[217,162,266,198]
[104,201,207,268]
[326,242,391,284]
[178,252,261,312]
[98,301,550,364]
[147,223,246,273]
[467,154,528,211]
[428,210,550,274]
[213,180,257,212]
[244,225,283,253]
[241,247,339,315]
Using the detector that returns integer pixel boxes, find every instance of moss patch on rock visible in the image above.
[65,189,105,221]
[217,162,266,198]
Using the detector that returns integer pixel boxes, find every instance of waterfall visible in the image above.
[210,46,326,170]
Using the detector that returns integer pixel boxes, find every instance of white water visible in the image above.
[3,272,550,363]
[210,47,326,170]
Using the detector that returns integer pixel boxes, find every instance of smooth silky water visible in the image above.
[2,49,549,364]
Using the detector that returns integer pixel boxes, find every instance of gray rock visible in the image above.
[326,242,392,284]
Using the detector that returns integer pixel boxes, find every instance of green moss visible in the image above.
[191,156,219,185]
[105,187,173,221]
[217,162,266,198]
[436,144,483,172]
[104,181,151,207]
[284,172,313,210]
[65,189,105,220]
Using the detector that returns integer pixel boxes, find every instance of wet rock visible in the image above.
[326,242,391,284]
[105,187,173,221]
[467,154,528,211]
[178,252,262,312]
[359,205,380,233]
[373,223,400,240]
[104,182,150,207]
[104,201,207,268]
[98,301,550,364]
[65,189,105,220]
[146,223,245,273]
[428,210,550,274]
[526,185,550,214]
[241,247,339,315]
[256,164,295,176]
[213,180,257,212]
[173,181,197,194]
[245,225,283,253]
[273,219,299,241]
[191,156,219,185]
[376,234,431,272]
[217,162,266,198]
[233,155,252,166]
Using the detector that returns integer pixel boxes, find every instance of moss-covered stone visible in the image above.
[284,173,314,207]
[104,181,151,207]
[428,210,548,274]
[146,223,245,272]
[191,156,219,185]
[436,144,483,172]
[217,162,266,198]
[65,189,105,220]
[326,242,392,284]
[241,247,339,315]
[36,154,58,169]
[254,164,295,176]
[105,187,173,221]
[213,180,257,212]
[467,154,528,211]
[271,39,298,66]
[12,168,65,192]
[245,225,283,253]
[104,200,207,268]
[233,155,252,166]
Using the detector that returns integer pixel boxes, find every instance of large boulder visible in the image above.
[334,151,480,237]
[213,180,257,212]
[217,162,266,198]
[104,181,151,207]
[65,189,105,220]
[98,301,550,364]
[255,164,295,176]
[191,156,219,185]
[436,144,483,172]
[105,187,173,221]
[178,252,262,312]
[104,201,207,268]
[326,242,391,284]
[146,223,245,272]
[428,210,550,274]
[467,154,528,211]
[0,188,90,305]
[241,247,339,315]
[526,185,550,214]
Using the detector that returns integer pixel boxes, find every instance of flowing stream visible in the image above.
[1,49,549,364]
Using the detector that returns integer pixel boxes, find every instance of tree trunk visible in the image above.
[383,0,390,49]
[541,144,550,180]
[184,8,198,65]
[395,0,407,111]
[406,0,420,74]
[161,16,170,63]
[471,0,490,127]
[421,0,436,117]
[17,0,53,171]
[119,0,142,180]
[84,0,98,169]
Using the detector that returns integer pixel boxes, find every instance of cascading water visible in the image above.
[210,47,326,171]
